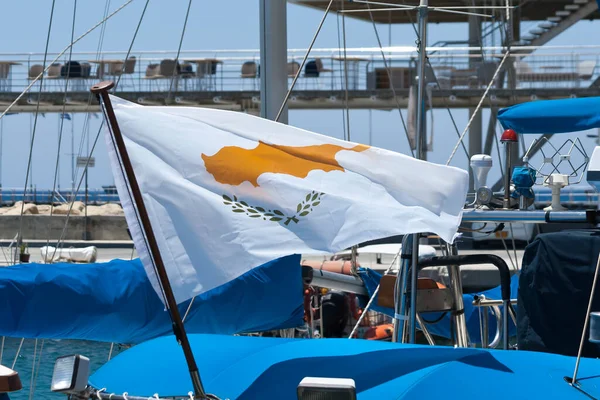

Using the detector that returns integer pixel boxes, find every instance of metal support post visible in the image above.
[447,243,469,347]
[468,14,482,192]
[393,235,413,343]
[260,0,288,124]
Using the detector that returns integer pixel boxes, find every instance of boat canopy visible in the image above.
[498,96,600,134]
[89,333,600,399]
[0,255,303,344]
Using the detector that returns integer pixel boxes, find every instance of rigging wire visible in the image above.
[335,9,347,139]
[389,0,469,160]
[44,0,78,262]
[100,98,169,311]
[352,0,416,11]
[16,0,57,250]
[52,0,115,261]
[276,0,336,122]
[492,118,519,270]
[167,0,193,104]
[11,338,24,370]
[182,297,196,322]
[115,0,150,89]
[445,50,510,166]
[71,0,112,202]
[340,0,351,142]
[508,223,520,268]
[28,115,33,193]
[0,0,134,122]
[29,339,45,400]
[87,0,187,309]
[398,4,470,161]
[108,343,115,361]
[474,5,522,270]
[28,339,38,400]
[0,118,2,189]
[348,249,402,338]
[365,2,414,157]
[51,0,150,261]
[32,340,45,396]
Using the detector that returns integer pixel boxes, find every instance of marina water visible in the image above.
[2,337,126,400]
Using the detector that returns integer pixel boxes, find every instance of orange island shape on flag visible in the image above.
[201,141,370,187]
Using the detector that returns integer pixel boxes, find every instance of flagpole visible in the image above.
[90,81,208,399]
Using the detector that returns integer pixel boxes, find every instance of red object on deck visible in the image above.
[500,129,518,142]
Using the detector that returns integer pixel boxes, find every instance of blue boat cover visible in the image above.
[0,255,304,343]
[357,268,518,344]
[498,96,600,134]
[89,333,600,399]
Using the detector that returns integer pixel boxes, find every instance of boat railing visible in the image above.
[0,45,598,97]
[472,297,518,348]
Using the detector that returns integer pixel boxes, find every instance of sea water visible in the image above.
[2,337,127,400]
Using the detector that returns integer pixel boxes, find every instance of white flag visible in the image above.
[104,95,468,304]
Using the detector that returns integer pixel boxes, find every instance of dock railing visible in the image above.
[0,45,598,96]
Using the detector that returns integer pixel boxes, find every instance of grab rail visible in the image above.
[418,254,512,350]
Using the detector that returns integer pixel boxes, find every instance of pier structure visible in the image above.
[0,45,599,114]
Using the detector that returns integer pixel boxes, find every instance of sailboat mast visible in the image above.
[409,0,429,344]
[415,0,428,162]
[90,81,207,399]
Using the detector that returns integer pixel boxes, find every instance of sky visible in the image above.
[0,0,598,193]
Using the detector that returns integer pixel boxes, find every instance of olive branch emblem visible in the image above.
[222,191,324,226]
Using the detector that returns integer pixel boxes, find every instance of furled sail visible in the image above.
[104,95,469,305]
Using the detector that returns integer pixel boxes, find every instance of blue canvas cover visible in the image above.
[89,333,600,399]
[0,255,304,343]
[357,268,518,343]
[498,96,600,134]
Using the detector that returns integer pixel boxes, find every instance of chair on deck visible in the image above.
[108,56,137,89]
[143,63,160,91]
[241,61,258,90]
[304,58,332,89]
[287,61,300,77]
[27,64,44,92]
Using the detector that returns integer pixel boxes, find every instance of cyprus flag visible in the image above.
[104,95,468,304]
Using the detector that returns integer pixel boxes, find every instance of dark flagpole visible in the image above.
[90,81,208,399]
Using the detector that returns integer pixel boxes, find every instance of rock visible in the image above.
[52,203,81,215]
[37,205,51,214]
[72,201,86,212]
[3,201,39,215]
[86,203,124,216]
[0,202,124,217]
[100,203,124,216]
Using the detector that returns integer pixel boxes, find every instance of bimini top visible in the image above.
[90,333,600,399]
[498,96,600,134]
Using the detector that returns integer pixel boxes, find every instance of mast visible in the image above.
[90,81,208,399]
[408,0,429,344]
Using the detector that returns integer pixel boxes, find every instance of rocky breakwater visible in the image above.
[0,201,125,216]
[0,202,129,241]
